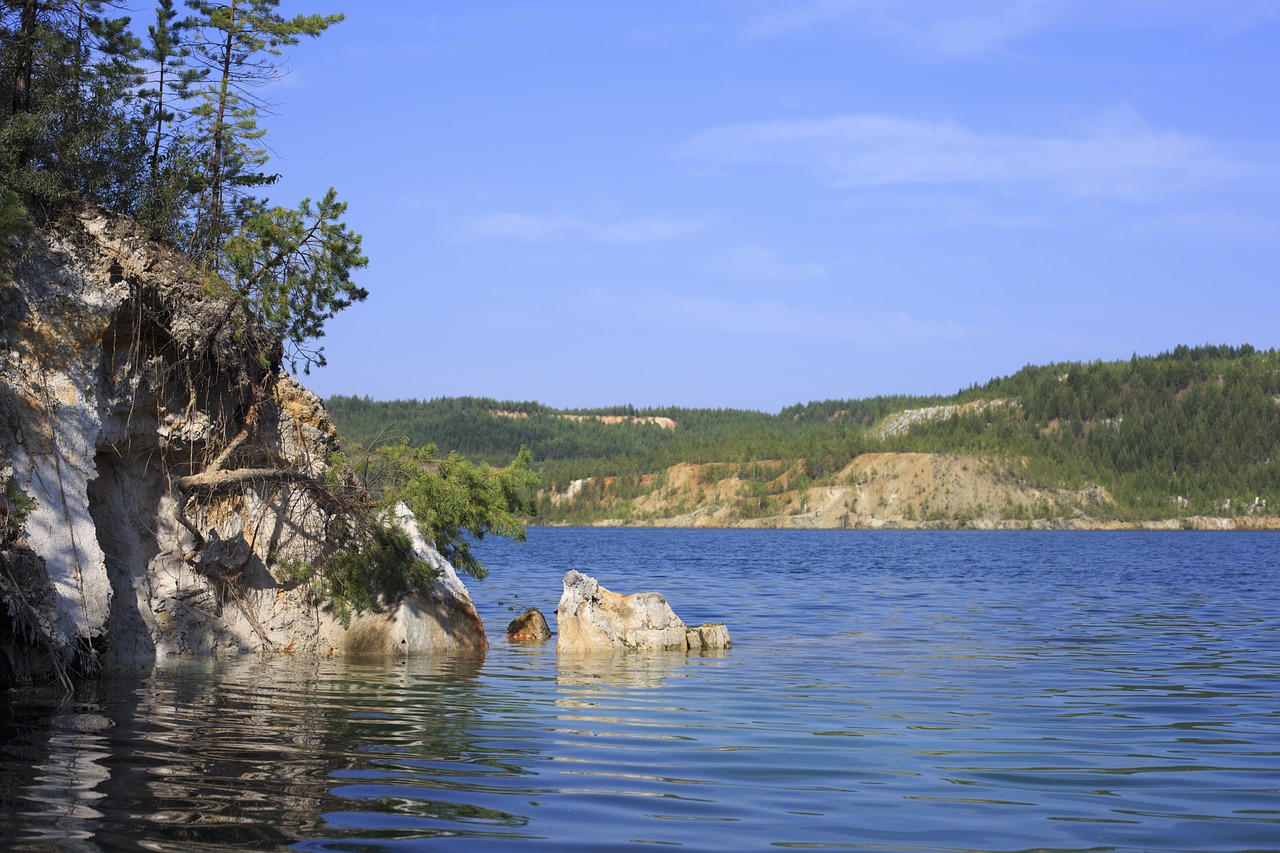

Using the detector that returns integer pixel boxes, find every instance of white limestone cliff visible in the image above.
[0,205,484,682]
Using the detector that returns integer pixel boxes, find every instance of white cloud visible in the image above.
[457,213,712,244]
[743,0,1057,55]
[740,0,1280,54]
[711,245,834,280]
[684,113,1240,199]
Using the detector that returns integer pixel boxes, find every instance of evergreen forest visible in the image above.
[328,344,1280,523]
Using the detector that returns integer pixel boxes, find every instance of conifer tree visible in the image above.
[1,2,541,600]
[1,0,145,207]
[137,0,203,238]
[222,187,368,373]
[180,0,342,266]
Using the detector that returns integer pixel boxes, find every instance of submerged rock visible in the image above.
[506,608,551,643]
[555,570,730,654]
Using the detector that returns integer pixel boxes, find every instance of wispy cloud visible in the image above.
[710,245,836,280]
[626,291,976,346]
[683,112,1240,199]
[743,0,1057,55]
[457,213,712,244]
[1130,212,1280,239]
[741,0,1280,53]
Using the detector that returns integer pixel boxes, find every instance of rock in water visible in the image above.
[506,608,551,643]
[555,570,730,653]
[686,622,732,652]
[339,503,488,657]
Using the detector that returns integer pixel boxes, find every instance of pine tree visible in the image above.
[1,1,146,208]
[222,187,368,373]
[180,0,343,266]
[137,0,204,238]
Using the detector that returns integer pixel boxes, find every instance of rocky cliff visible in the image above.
[540,454,1280,531]
[0,206,484,685]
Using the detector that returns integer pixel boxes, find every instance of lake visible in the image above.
[2,529,1278,852]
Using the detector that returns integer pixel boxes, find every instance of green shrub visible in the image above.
[2,476,36,543]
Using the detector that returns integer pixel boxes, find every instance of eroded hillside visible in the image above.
[328,346,1280,530]
[537,453,1280,530]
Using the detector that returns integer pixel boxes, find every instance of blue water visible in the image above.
[2,530,1278,852]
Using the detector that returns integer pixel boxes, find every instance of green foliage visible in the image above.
[0,0,361,379]
[0,187,33,260]
[324,394,863,480]
[275,442,538,623]
[222,188,368,372]
[1,1,146,209]
[881,345,1280,517]
[0,4,528,626]
[328,345,1280,523]
[136,0,204,240]
[358,442,541,580]
[277,521,435,629]
[2,475,36,543]
[181,1,343,260]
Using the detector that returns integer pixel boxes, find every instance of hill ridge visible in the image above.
[327,344,1280,527]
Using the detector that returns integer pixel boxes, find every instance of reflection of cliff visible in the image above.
[0,206,483,685]
[0,656,505,849]
[0,660,337,848]
[0,693,111,852]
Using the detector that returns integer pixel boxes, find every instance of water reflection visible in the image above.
[2,531,1279,852]
[0,656,505,851]
[0,691,111,852]
[555,650,689,691]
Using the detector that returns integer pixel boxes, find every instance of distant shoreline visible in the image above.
[534,515,1280,531]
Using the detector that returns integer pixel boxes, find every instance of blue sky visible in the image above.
[264,1,1280,411]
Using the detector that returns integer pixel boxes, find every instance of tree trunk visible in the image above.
[206,1,235,264]
[150,55,167,192]
[11,0,38,116]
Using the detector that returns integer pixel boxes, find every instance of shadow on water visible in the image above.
[0,647,735,852]
[0,654,501,852]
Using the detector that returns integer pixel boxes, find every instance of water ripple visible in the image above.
[1,531,1278,851]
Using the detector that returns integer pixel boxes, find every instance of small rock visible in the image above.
[506,608,551,643]
[685,622,731,652]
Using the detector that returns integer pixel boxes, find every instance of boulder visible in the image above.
[331,503,487,657]
[555,570,730,653]
[686,622,732,652]
[506,608,551,643]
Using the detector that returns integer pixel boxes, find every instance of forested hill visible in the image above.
[327,345,1280,525]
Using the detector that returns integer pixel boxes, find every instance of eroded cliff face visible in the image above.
[1,206,484,683]
[540,454,1280,531]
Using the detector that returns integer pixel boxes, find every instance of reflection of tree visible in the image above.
[94,657,337,849]
[0,691,110,852]
[0,654,558,849]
